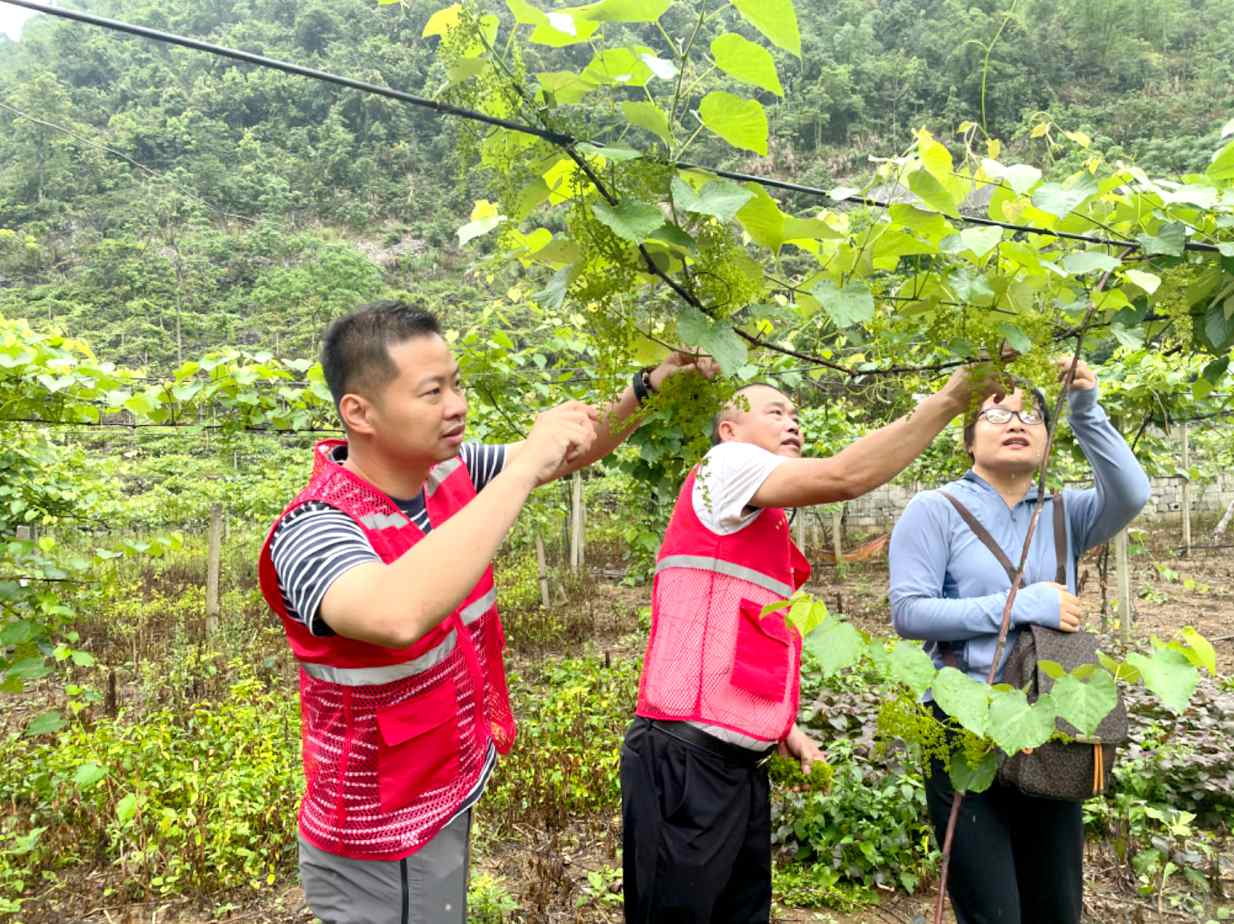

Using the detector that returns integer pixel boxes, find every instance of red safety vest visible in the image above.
[636,466,811,742]
[257,440,515,861]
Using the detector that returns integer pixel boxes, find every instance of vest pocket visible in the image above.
[729,598,790,700]
[375,680,461,811]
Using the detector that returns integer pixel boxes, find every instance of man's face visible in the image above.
[718,385,803,457]
[363,334,468,467]
[969,389,1046,475]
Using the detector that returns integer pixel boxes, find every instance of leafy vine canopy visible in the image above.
[412,0,1230,783]
[420,0,1234,432]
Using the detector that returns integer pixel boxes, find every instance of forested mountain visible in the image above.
[1,0,1233,370]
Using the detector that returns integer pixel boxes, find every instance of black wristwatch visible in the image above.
[632,366,657,404]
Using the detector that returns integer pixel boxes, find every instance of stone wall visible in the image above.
[1145,473,1234,521]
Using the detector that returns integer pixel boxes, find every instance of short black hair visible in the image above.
[321,299,441,409]
[962,384,1050,457]
[710,382,788,445]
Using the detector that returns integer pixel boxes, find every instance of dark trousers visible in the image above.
[620,717,772,924]
[925,757,1084,924]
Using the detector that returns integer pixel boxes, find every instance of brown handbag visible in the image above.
[940,491,1127,801]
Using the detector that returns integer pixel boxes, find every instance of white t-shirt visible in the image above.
[692,441,790,534]
[688,441,793,748]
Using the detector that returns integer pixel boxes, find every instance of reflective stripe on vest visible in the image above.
[359,511,411,530]
[299,588,497,687]
[425,458,462,497]
[655,554,794,599]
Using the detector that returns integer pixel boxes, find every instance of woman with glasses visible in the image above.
[888,357,1150,924]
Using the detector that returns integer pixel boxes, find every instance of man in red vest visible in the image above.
[623,370,999,924]
[258,299,713,924]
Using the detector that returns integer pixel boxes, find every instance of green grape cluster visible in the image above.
[565,204,641,308]
[955,728,996,774]
[690,225,766,316]
[875,692,949,767]
[481,134,552,213]
[769,752,836,794]
[612,159,674,208]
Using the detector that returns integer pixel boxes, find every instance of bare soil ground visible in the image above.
[17,524,1234,924]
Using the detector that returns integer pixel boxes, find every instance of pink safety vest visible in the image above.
[636,466,811,742]
[257,440,516,861]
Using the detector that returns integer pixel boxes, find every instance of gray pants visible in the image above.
[299,809,471,924]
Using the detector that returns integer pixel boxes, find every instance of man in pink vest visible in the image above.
[258,299,713,924]
[623,370,999,923]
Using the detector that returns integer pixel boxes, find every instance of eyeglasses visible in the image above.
[977,407,1044,426]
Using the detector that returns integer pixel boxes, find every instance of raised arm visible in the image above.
[319,403,596,648]
[750,365,997,509]
[1054,359,1151,553]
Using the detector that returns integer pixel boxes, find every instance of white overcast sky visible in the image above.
[0,6,36,41]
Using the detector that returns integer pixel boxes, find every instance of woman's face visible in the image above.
[969,389,1047,476]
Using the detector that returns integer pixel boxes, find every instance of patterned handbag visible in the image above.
[940,491,1127,801]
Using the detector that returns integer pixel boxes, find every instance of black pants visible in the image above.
[925,757,1084,924]
[620,717,772,924]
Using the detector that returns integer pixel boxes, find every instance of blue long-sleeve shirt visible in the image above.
[889,386,1151,684]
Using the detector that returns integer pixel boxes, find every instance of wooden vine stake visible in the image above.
[534,534,551,609]
[1181,423,1192,556]
[569,472,585,574]
[205,504,223,638]
[1114,527,1132,644]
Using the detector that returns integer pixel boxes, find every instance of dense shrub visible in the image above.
[771,737,937,901]
[0,669,301,911]
[482,655,639,835]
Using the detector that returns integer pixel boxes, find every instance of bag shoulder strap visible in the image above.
[1051,493,1067,586]
[939,491,1016,583]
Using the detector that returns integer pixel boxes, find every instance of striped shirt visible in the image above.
[269,442,508,636]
